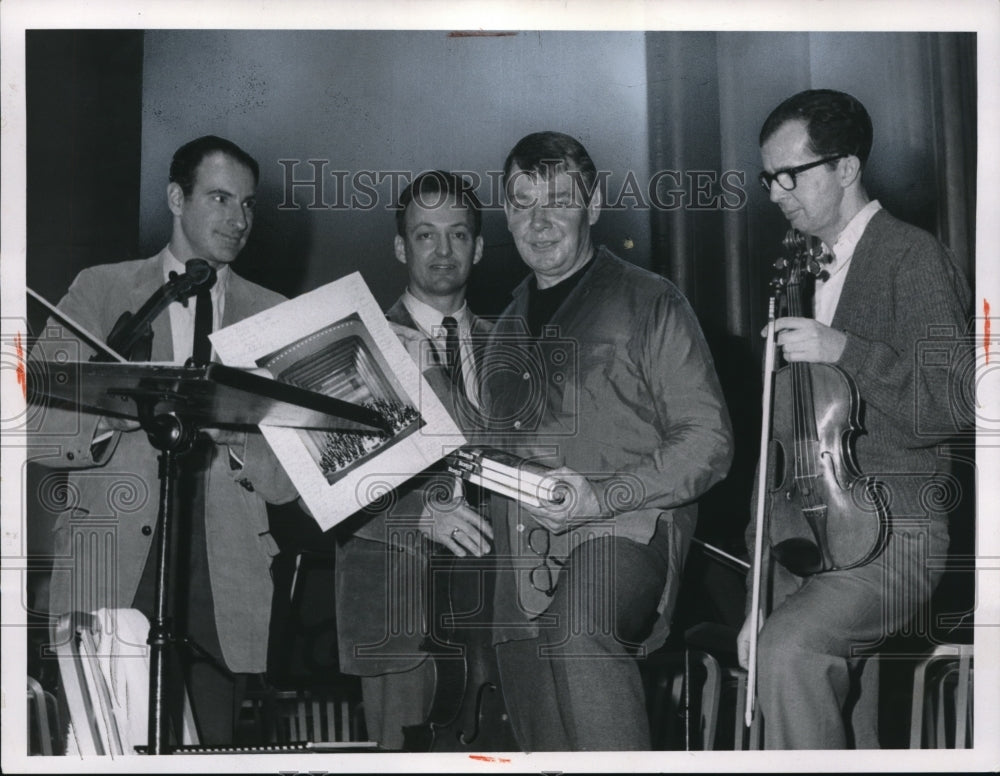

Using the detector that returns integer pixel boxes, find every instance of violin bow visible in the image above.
[745,292,779,728]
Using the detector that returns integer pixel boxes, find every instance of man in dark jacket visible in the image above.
[481,131,733,750]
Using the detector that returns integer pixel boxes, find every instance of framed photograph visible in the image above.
[211,271,465,530]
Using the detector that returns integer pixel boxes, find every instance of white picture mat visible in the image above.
[210,271,465,530]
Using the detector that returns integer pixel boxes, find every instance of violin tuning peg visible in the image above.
[782,229,806,252]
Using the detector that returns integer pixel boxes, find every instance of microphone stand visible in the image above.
[139,404,199,754]
[28,287,390,754]
[30,358,388,754]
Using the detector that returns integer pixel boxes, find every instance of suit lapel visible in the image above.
[830,210,884,331]
[222,271,251,327]
[385,297,417,330]
[128,251,175,362]
[468,314,493,388]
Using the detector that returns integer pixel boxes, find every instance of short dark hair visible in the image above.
[396,170,483,238]
[168,135,260,195]
[759,89,874,169]
[502,131,598,203]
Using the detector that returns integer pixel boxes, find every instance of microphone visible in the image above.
[101,258,219,361]
[182,258,217,293]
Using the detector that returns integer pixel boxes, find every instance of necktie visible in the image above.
[192,288,213,364]
[442,316,466,402]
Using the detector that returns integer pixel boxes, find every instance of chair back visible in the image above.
[55,608,198,755]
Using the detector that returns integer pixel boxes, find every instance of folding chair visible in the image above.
[909,643,974,748]
[55,608,197,755]
[27,675,61,755]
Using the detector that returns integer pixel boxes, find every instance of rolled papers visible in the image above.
[447,447,566,507]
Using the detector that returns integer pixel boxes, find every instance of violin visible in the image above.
[402,500,518,752]
[743,229,891,728]
[764,230,889,576]
[94,258,216,362]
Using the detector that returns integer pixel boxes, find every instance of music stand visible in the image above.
[31,360,390,754]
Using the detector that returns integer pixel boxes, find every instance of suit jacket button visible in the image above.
[141,525,153,536]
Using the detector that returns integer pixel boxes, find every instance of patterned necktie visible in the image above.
[442,315,466,402]
[192,288,213,364]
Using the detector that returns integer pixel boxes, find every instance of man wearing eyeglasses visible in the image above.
[737,89,971,748]
[479,131,733,750]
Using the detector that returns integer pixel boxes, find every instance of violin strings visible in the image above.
[787,258,818,500]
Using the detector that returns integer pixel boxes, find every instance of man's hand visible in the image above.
[419,480,493,557]
[202,427,245,447]
[768,316,847,363]
[736,610,764,670]
[94,415,142,434]
[519,467,605,535]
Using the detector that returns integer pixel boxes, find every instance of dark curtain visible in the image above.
[25,29,145,339]
[23,30,145,687]
[646,31,978,638]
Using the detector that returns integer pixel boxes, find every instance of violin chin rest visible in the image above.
[773,537,824,576]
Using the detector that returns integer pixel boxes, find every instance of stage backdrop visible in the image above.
[136,30,652,314]
[25,28,977,619]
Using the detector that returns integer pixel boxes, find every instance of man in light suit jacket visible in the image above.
[334,171,495,750]
[29,135,298,746]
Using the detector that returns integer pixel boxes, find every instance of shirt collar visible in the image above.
[825,199,882,266]
[401,289,469,336]
[162,247,229,302]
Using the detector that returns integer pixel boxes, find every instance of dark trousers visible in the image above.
[496,523,671,751]
[132,443,249,746]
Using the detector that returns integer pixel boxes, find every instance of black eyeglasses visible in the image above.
[527,527,564,597]
[758,155,846,193]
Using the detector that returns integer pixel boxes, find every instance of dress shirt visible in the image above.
[163,248,229,363]
[400,289,480,408]
[814,199,882,325]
